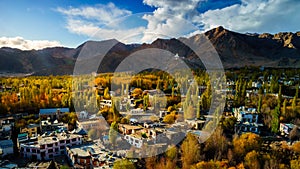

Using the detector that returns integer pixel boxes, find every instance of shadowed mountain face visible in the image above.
[1,26,300,76]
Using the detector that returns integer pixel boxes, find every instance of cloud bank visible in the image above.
[56,0,300,44]
[0,37,62,50]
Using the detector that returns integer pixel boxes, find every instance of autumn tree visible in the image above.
[204,127,228,160]
[244,150,260,169]
[233,133,261,162]
[181,133,201,169]
[113,159,135,169]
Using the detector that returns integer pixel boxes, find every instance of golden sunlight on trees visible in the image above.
[244,150,260,169]
[233,133,261,162]
[113,159,135,169]
[181,133,201,169]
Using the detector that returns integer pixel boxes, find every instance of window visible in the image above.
[60,146,65,150]
[47,144,53,147]
[60,140,65,144]
[32,149,36,153]
[55,148,59,152]
[48,149,53,153]
[66,140,70,144]
[72,138,77,142]
[26,148,30,152]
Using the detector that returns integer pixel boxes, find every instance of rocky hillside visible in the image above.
[0,27,300,76]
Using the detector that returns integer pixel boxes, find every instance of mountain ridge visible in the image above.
[1,26,300,76]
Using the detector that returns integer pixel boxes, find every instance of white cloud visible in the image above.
[56,0,300,44]
[57,3,131,26]
[0,37,62,50]
[65,18,146,43]
[200,0,300,33]
[56,3,147,43]
[141,0,203,42]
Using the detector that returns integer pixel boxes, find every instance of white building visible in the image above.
[20,133,82,160]
[279,123,299,136]
[124,135,143,148]
[130,108,144,114]
[78,111,89,119]
[100,99,112,108]
[234,107,263,134]
[234,107,259,123]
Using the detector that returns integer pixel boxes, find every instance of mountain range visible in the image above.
[1,26,300,76]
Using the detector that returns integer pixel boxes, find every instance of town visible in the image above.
[0,67,299,169]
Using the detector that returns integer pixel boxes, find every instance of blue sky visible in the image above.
[0,0,300,50]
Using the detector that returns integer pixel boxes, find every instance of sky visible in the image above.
[0,0,300,50]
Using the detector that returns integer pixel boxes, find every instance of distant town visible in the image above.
[0,67,299,169]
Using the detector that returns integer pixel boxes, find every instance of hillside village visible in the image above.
[0,68,299,168]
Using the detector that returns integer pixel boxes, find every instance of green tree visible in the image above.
[292,96,297,113]
[282,99,287,116]
[257,94,262,113]
[109,122,118,147]
[271,105,280,133]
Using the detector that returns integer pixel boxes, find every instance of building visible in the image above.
[40,119,67,133]
[77,117,109,132]
[0,139,14,157]
[20,133,82,160]
[0,117,14,139]
[26,161,59,169]
[118,124,143,135]
[279,123,299,136]
[20,124,40,137]
[39,108,70,121]
[234,107,263,134]
[99,99,112,108]
[78,111,88,119]
[185,119,205,130]
[66,144,119,168]
[124,135,143,148]
[234,107,259,123]
[130,108,144,114]
[17,133,29,147]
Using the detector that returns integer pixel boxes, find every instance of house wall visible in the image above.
[20,136,82,160]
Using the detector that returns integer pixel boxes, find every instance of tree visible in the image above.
[113,159,135,169]
[181,133,201,169]
[233,133,261,162]
[289,126,300,142]
[282,99,287,116]
[204,127,228,160]
[292,96,297,113]
[104,87,111,100]
[143,93,149,111]
[295,84,299,99]
[244,150,260,169]
[109,122,118,147]
[271,105,280,133]
[291,157,300,169]
[257,94,262,113]
[163,113,176,124]
[88,128,100,140]
[194,160,228,169]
